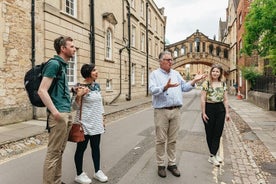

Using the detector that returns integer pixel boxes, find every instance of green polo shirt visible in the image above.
[42,55,71,112]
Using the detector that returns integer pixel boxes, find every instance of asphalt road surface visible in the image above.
[0,90,233,184]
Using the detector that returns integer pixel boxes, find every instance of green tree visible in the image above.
[243,0,276,74]
[241,66,261,88]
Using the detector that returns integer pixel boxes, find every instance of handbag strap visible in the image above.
[79,96,83,121]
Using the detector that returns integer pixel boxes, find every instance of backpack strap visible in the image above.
[45,59,64,133]
[47,59,64,96]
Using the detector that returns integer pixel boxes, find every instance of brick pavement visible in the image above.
[224,118,266,184]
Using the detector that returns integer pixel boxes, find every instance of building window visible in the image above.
[160,23,164,37]
[216,47,221,56]
[239,40,243,57]
[203,42,206,52]
[131,25,136,47]
[181,46,186,55]
[140,32,145,52]
[106,79,112,91]
[239,12,242,27]
[141,66,145,85]
[209,44,214,55]
[195,37,200,52]
[190,43,193,52]
[148,9,151,26]
[131,0,135,9]
[67,51,77,85]
[224,49,228,58]
[149,38,152,56]
[174,49,178,57]
[154,17,158,32]
[140,0,144,18]
[106,29,112,60]
[131,63,136,85]
[65,0,77,17]
[155,42,158,58]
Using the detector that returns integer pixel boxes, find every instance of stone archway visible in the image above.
[166,30,230,78]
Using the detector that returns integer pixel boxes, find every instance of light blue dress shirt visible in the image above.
[149,68,194,108]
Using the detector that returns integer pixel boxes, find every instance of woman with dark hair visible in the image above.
[72,63,108,183]
[201,64,230,166]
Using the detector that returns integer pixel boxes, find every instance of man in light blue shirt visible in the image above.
[149,50,206,178]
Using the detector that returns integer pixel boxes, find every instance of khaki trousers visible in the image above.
[154,108,180,166]
[43,112,72,184]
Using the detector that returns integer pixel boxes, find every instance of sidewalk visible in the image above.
[0,96,152,146]
[228,95,276,159]
[0,94,275,160]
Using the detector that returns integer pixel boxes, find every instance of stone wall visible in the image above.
[0,0,32,125]
[247,91,275,111]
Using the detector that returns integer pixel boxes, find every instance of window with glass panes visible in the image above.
[131,25,136,47]
[141,66,145,85]
[106,29,112,59]
[67,52,77,85]
[65,0,77,17]
[141,0,144,18]
[131,63,136,85]
[141,32,145,52]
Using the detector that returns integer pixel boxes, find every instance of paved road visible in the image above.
[0,90,259,183]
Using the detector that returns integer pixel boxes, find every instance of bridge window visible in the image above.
[224,49,228,58]
[216,47,221,57]
[174,49,178,57]
[209,44,214,55]
[195,37,200,52]
[181,46,186,55]
[203,42,206,52]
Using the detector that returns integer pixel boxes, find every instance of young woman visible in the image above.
[72,63,108,183]
[201,64,230,166]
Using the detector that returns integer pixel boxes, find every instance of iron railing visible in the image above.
[253,76,276,94]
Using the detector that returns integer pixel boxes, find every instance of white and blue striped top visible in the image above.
[73,83,105,136]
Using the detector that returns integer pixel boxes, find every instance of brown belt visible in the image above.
[158,106,182,110]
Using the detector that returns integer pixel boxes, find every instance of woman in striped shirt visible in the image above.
[72,63,108,184]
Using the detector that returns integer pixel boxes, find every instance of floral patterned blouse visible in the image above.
[201,80,227,103]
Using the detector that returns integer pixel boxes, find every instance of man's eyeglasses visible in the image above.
[163,58,173,62]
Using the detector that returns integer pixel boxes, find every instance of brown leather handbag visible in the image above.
[68,97,85,143]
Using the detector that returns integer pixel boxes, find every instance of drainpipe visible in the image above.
[31,0,36,119]
[163,24,166,50]
[90,0,95,64]
[109,47,127,104]
[126,1,131,101]
[146,1,149,96]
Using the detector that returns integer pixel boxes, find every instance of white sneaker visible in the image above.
[208,156,220,166]
[94,170,108,182]
[75,172,92,184]
[215,155,223,163]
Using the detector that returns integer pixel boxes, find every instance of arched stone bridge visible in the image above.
[166,30,230,75]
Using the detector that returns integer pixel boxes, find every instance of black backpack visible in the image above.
[24,59,62,107]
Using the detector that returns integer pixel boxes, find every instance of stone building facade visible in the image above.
[220,0,239,88]
[221,0,264,97]
[0,0,166,125]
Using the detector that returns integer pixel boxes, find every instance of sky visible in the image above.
[154,0,228,44]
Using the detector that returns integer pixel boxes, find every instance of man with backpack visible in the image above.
[38,36,76,184]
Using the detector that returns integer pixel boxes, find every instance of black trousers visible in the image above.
[203,102,225,155]
[74,134,101,175]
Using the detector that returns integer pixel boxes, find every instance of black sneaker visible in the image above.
[167,165,180,177]
[158,166,166,178]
